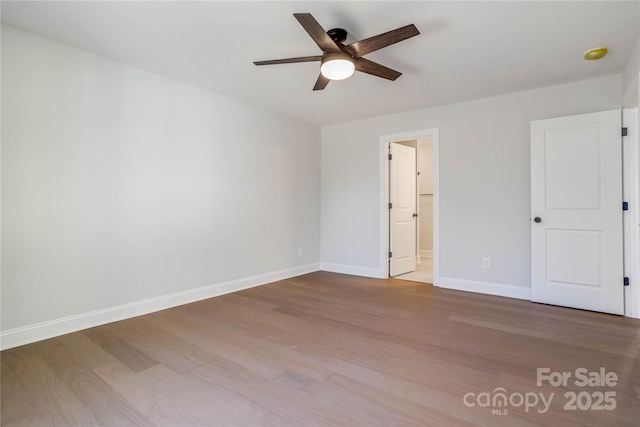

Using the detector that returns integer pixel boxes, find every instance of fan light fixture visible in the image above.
[253,13,420,91]
[320,52,355,80]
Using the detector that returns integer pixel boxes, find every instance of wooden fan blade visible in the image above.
[294,13,340,52]
[313,73,330,91]
[354,57,401,81]
[346,24,419,57]
[254,55,322,66]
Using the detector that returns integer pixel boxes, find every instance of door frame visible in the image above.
[379,128,439,282]
[623,108,640,318]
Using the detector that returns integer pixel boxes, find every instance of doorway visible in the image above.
[379,129,439,284]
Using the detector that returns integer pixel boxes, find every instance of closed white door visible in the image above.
[389,142,417,276]
[530,110,623,315]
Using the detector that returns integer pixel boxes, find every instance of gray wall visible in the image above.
[1,26,321,335]
[321,74,622,293]
[622,36,639,108]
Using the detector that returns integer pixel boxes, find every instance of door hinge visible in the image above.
[622,127,628,137]
[389,251,392,258]
[388,153,392,160]
[623,201,629,211]
[389,202,392,209]
[624,277,630,286]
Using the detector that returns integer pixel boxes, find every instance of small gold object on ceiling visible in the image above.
[584,47,608,61]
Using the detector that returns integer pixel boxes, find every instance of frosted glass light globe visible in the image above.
[320,54,355,80]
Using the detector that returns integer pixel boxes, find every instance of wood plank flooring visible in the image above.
[2,271,640,426]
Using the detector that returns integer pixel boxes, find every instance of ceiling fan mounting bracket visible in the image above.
[327,28,348,43]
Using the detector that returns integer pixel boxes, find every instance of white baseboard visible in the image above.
[419,250,433,258]
[0,263,321,351]
[320,262,382,278]
[437,276,531,300]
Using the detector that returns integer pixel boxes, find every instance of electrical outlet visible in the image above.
[298,247,303,257]
[483,257,491,269]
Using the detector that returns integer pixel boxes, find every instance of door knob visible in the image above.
[413,213,418,218]
[534,217,542,223]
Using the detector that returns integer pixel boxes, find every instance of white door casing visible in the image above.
[531,110,624,315]
[389,142,417,276]
[622,108,639,318]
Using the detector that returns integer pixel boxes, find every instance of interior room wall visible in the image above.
[321,74,622,297]
[1,25,321,347]
[622,36,639,108]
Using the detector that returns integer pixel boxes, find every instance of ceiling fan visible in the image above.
[253,13,420,91]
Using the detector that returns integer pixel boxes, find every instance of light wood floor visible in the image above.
[2,271,639,426]
[396,257,433,283]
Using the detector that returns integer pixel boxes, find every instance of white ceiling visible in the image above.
[2,1,639,126]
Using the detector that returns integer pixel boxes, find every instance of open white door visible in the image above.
[531,110,624,315]
[389,142,417,276]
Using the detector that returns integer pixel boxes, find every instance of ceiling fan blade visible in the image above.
[346,24,419,57]
[254,55,322,66]
[294,13,340,52]
[313,73,330,91]
[354,57,402,81]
